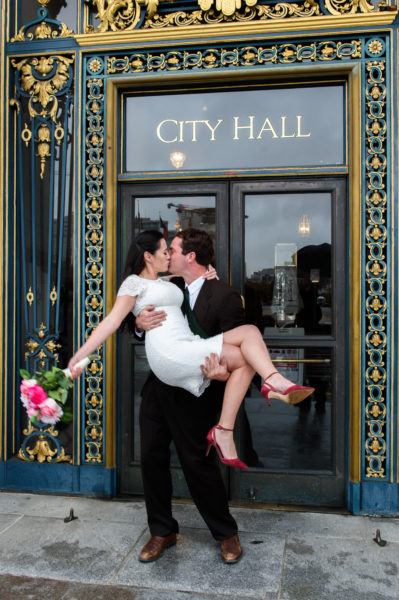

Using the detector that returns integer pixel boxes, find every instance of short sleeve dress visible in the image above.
[117,275,223,397]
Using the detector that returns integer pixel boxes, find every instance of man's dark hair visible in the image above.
[177,228,214,267]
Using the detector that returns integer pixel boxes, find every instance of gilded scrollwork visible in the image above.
[84,74,106,463]
[85,0,141,31]
[364,52,388,478]
[107,40,361,74]
[84,0,396,31]
[18,422,72,463]
[11,55,74,179]
[11,2,73,42]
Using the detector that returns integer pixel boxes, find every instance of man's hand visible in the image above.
[200,353,230,382]
[135,305,167,332]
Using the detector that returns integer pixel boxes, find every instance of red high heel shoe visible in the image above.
[261,371,315,405]
[206,424,248,470]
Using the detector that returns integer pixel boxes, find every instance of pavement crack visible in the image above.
[0,514,24,536]
[107,526,148,584]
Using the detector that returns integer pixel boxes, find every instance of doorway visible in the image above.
[118,178,346,507]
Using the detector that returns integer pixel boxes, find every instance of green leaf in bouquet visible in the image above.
[61,407,73,423]
[20,369,31,380]
[58,388,68,405]
[48,390,61,402]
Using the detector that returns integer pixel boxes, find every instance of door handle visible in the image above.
[271,359,331,364]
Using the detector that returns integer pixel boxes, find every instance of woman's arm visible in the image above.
[68,295,136,377]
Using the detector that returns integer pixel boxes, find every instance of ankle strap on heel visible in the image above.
[263,371,279,384]
[216,424,234,432]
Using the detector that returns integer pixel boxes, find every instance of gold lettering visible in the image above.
[233,116,255,140]
[256,117,278,139]
[185,120,202,142]
[156,120,178,143]
[203,119,223,141]
[296,115,311,138]
[280,116,295,138]
[179,121,184,143]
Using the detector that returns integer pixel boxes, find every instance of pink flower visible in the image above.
[26,405,40,419]
[24,382,47,407]
[38,398,63,424]
[20,378,37,398]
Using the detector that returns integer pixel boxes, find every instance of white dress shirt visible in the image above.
[185,274,206,309]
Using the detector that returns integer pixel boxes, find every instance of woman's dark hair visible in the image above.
[120,230,164,333]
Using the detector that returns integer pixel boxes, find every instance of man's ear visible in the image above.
[186,251,197,264]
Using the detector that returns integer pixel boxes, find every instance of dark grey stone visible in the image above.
[280,535,399,600]
[0,515,145,583]
[112,527,284,599]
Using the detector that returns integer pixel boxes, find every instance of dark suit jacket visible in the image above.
[171,276,245,337]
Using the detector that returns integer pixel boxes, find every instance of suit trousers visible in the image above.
[139,373,238,541]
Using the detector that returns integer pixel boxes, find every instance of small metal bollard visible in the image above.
[373,529,387,547]
[64,507,78,523]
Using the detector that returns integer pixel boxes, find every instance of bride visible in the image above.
[68,229,313,469]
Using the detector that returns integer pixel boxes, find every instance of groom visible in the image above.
[135,228,250,564]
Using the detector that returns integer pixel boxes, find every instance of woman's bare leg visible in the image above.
[222,325,296,392]
[215,362,255,459]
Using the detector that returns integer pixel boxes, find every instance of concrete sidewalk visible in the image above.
[0,492,398,600]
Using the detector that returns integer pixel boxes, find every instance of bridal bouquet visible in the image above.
[20,357,91,425]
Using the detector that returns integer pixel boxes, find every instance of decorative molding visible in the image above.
[107,39,361,74]
[83,0,397,33]
[18,421,72,463]
[11,55,73,179]
[11,53,75,463]
[11,2,73,42]
[363,48,389,478]
[84,72,106,463]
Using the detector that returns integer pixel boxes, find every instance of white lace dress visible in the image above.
[117,275,223,397]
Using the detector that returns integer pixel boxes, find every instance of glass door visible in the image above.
[118,182,229,496]
[230,178,347,506]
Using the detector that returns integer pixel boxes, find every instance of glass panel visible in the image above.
[242,347,333,472]
[19,0,77,31]
[120,195,216,464]
[244,193,332,336]
[124,84,345,173]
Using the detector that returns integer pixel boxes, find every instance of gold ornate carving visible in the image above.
[50,285,58,307]
[85,0,141,32]
[18,423,72,463]
[12,56,74,179]
[25,339,39,359]
[198,0,257,17]
[13,56,73,121]
[323,0,374,14]
[26,286,34,307]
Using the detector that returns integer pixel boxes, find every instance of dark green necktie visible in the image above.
[183,287,209,339]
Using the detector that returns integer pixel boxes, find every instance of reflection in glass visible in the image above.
[244,193,332,335]
[133,196,215,241]
[243,348,333,471]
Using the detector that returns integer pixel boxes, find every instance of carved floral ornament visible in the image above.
[84,0,396,30]
[9,0,397,39]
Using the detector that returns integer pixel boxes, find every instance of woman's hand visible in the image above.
[203,265,219,280]
[67,356,84,380]
[201,353,230,381]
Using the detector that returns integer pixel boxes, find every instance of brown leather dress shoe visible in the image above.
[221,534,242,564]
[139,533,177,563]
